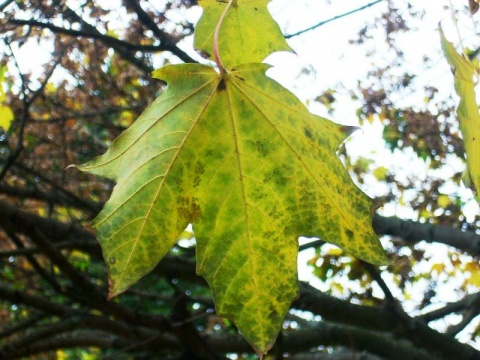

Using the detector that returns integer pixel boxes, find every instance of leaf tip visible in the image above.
[107,278,121,300]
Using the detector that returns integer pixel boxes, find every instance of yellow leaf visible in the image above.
[437,194,451,208]
[56,350,68,360]
[325,247,344,256]
[468,271,480,287]
[0,106,14,131]
[440,27,480,199]
[430,263,445,275]
[373,166,388,181]
[78,63,388,355]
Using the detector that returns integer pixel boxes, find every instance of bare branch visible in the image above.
[285,0,385,39]
[373,214,480,255]
[419,292,480,323]
[124,0,196,63]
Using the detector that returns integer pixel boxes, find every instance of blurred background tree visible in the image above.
[1,0,480,359]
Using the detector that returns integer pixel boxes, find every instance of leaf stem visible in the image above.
[213,0,235,74]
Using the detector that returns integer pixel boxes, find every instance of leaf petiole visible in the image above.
[213,0,235,75]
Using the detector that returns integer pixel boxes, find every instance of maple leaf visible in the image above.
[440,27,480,199]
[78,62,388,354]
[194,0,293,67]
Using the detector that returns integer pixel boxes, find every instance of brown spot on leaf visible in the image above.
[304,128,313,140]
[177,196,203,221]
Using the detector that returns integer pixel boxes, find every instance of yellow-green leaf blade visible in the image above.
[196,63,387,354]
[440,27,480,196]
[79,62,387,354]
[77,64,221,297]
[194,0,293,67]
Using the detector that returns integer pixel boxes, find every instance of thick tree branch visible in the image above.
[0,183,101,215]
[209,321,436,360]
[0,313,46,339]
[1,199,479,358]
[294,282,480,360]
[373,214,480,255]
[7,18,164,53]
[301,214,480,256]
[0,319,437,360]
[0,285,73,317]
[0,331,136,360]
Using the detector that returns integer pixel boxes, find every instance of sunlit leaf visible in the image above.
[373,166,388,181]
[437,194,451,208]
[440,27,480,200]
[0,65,13,131]
[194,0,293,67]
[78,63,387,354]
[0,106,14,131]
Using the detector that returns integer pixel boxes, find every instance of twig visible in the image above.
[0,313,46,339]
[7,162,102,214]
[362,261,395,303]
[0,0,14,12]
[4,230,63,293]
[0,43,65,182]
[285,0,385,39]
[418,292,480,323]
[124,0,196,63]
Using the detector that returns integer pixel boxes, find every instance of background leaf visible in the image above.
[440,27,480,198]
[0,65,13,131]
[194,0,293,67]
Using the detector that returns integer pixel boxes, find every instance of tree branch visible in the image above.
[0,183,101,215]
[301,214,480,257]
[124,0,196,63]
[294,282,480,360]
[7,18,164,53]
[373,214,480,255]
[0,313,46,339]
[419,292,480,323]
[0,285,73,317]
[285,0,385,39]
[0,0,14,12]
[0,43,65,182]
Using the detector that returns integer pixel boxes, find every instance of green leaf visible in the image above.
[78,63,387,355]
[194,0,293,67]
[440,27,480,197]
